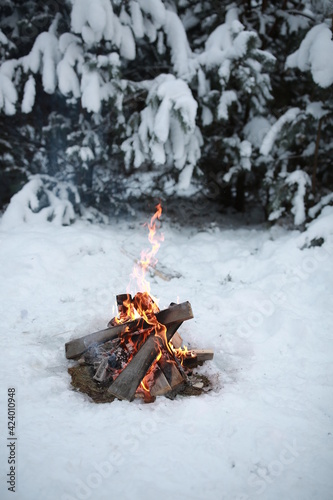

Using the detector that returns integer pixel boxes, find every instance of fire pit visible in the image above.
[66,292,213,403]
[65,204,214,403]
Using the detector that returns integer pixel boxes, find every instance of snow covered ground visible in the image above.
[0,206,333,500]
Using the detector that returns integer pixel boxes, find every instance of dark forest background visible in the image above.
[0,0,332,226]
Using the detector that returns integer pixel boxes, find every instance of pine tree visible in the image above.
[251,0,333,224]
[0,0,332,225]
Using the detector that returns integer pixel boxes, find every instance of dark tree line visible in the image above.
[0,0,332,225]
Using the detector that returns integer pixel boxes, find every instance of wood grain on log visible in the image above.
[107,321,183,402]
[150,366,171,397]
[170,331,182,349]
[65,301,193,360]
[183,349,214,368]
[158,355,186,392]
[189,349,214,362]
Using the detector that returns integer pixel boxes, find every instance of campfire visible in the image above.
[65,204,214,403]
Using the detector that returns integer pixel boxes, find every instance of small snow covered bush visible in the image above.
[1,176,80,228]
[121,74,202,192]
[259,14,333,226]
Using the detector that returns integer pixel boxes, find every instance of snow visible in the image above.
[151,140,166,165]
[286,23,333,88]
[201,105,213,126]
[81,71,101,113]
[285,10,310,33]
[119,25,136,61]
[260,108,301,156]
[130,0,145,39]
[218,58,231,83]
[86,2,106,34]
[177,163,194,191]
[155,76,197,132]
[57,60,81,99]
[79,146,94,162]
[305,100,328,119]
[244,116,271,148]
[233,30,257,58]
[205,23,232,53]
[309,193,333,219]
[240,140,252,170]
[0,208,333,500]
[164,10,193,78]
[21,76,36,113]
[0,60,18,115]
[286,170,311,226]
[22,32,60,94]
[154,97,171,143]
[137,0,166,29]
[197,67,210,97]
[199,6,260,75]
[218,90,237,120]
[142,17,157,43]
[126,74,199,176]
[57,34,83,98]
[0,177,77,228]
[71,0,116,44]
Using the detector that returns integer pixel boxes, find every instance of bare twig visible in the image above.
[286,10,317,22]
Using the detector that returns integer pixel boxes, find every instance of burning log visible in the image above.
[182,349,214,368]
[148,355,186,398]
[65,204,215,403]
[150,367,171,397]
[65,301,193,360]
[108,294,135,327]
[170,331,183,349]
[66,292,214,403]
[157,350,187,396]
[107,321,183,401]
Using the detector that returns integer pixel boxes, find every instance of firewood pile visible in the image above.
[65,292,214,403]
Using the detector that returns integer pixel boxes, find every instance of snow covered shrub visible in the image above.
[259,101,332,225]
[121,74,203,192]
[285,18,333,193]
[0,0,332,224]
[286,22,333,89]
[1,176,80,228]
[186,4,276,209]
[258,6,333,225]
[267,170,311,225]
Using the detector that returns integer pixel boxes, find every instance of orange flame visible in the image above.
[170,344,195,365]
[130,203,164,297]
[114,203,168,347]
[113,294,136,324]
[110,203,193,398]
[139,346,163,394]
[140,379,150,393]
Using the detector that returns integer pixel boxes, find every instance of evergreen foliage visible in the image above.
[0,0,332,225]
